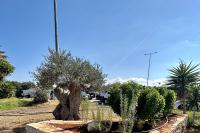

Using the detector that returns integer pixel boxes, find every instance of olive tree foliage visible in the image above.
[33,49,106,90]
[33,49,106,120]
[0,50,7,59]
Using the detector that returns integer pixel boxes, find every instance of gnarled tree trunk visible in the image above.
[53,83,81,120]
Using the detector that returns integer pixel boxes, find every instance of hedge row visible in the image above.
[107,81,176,121]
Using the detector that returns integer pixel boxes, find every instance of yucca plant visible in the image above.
[168,60,200,114]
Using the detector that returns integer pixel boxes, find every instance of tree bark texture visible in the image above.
[53,83,81,120]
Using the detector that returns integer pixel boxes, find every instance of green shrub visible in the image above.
[107,81,142,115]
[137,89,165,123]
[156,87,176,116]
[120,89,137,133]
[163,90,176,115]
[0,97,32,110]
[15,89,23,98]
[0,82,15,98]
[33,89,48,103]
[107,82,121,114]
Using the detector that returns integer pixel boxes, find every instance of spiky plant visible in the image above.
[168,60,200,114]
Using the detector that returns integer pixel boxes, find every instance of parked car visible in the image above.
[175,100,200,110]
[22,88,36,98]
[81,91,90,99]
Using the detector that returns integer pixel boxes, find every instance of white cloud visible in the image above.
[179,39,200,47]
[106,77,167,87]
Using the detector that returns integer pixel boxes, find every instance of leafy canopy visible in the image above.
[0,59,14,81]
[0,48,7,59]
[33,49,106,90]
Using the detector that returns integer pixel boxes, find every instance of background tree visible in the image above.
[0,82,15,98]
[0,59,14,81]
[0,48,7,59]
[5,81,36,98]
[168,60,200,114]
[188,86,200,124]
[20,82,36,89]
[188,86,200,111]
[0,49,14,98]
[33,49,106,120]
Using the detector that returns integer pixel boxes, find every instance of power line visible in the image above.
[144,52,158,86]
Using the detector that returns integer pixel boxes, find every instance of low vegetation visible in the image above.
[33,89,48,103]
[0,97,32,110]
[107,81,176,132]
[120,89,137,133]
[173,109,200,126]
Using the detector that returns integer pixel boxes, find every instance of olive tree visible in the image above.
[33,49,106,120]
[0,50,7,59]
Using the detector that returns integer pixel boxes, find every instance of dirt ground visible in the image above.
[0,100,59,133]
[0,100,120,133]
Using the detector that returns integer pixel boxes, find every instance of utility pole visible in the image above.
[53,0,59,53]
[144,52,157,86]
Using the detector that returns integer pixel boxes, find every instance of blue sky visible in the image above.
[1,0,200,84]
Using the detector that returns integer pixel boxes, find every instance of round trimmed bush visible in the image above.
[156,87,176,116]
[33,89,48,103]
[107,81,142,115]
[137,89,165,121]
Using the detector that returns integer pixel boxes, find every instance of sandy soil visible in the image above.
[0,100,59,133]
[0,100,120,133]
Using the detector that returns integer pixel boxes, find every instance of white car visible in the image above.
[81,91,90,99]
[22,88,36,98]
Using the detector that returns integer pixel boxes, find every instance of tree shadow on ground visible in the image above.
[12,127,25,133]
